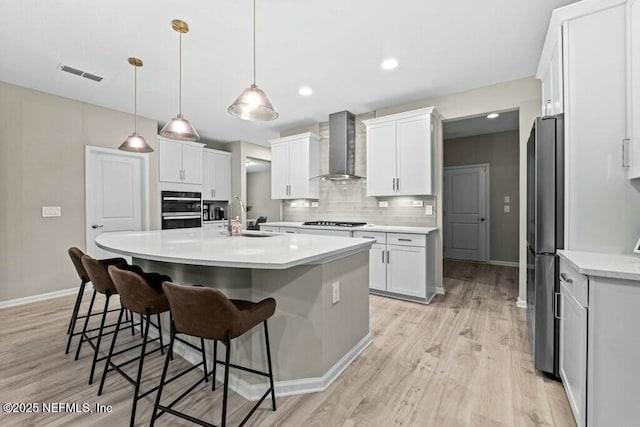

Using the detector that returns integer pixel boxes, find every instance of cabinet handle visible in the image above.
[381,250,385,263]
[622,138,630,168]
[560,272,573,284]
[398,238,412,242]
[396,177,400,191]
[362,236,374,239]
[213,189,216,198]
[554,292,561,319]
[387,250,390,263]
[392,178,396,191]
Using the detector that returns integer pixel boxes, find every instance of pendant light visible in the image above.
[160,19,200,141]
[228,0,278,121]
[119,57,153,153]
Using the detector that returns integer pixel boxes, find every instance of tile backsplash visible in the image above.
[282,112,436,227]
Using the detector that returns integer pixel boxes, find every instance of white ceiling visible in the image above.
[444,110,520,139]
[0,0,577,146]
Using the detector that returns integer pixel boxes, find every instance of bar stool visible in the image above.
[66,247,129,354]
[151,282,277,427]
[76,254,146,384]
[98,266,172,427]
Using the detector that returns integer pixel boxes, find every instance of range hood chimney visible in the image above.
[319,110,364,181]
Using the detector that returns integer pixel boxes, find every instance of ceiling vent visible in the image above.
[59,64,103,82]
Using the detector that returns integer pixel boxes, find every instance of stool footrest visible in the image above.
[155,404,217,427]
[213,359,271,378]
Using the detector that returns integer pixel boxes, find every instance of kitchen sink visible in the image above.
[240,233,273,238]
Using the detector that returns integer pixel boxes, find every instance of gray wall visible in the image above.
[246,170,281,222]
[443,130,519,263]
[0,81,159,302]
[282,114,437,226]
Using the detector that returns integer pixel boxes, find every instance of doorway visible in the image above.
[245,157,280,227]
[85,146,149,258]
[444,164,489,262]
[442,109,520,266]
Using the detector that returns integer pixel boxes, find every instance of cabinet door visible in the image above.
[628,0,640,178]
[213,153,231,200]
[396,114,432,195]
[550,39,564,114]
[288,138,310,198]
[202,151,214,199]
[366,121,396,196]
[158,139,183,183]
[541,65,552,115]
[559,281,587,427]
[386,244,426,298]
[271,142,290,199]
[369,244,387,291]
[182,144,203,184]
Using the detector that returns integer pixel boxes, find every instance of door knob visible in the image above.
[91,224,104,229]
[477,218,485,222]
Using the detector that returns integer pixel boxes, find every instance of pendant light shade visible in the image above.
[160,19,200,141]
[119,57,153,153]
[228,0,278,122]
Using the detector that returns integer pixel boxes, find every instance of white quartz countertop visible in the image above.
[262,222,438,234]
[96,228,373,270]
[557,250,640,281]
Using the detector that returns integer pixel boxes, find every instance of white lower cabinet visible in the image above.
[297,228,351,237]
[387,245,426,298]
[369,243,387,292]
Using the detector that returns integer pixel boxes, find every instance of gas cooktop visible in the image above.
[302,221,367,227]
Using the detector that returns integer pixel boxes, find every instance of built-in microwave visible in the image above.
[161,191,202,229]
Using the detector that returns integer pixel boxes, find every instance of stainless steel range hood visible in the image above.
[318,111,364,181]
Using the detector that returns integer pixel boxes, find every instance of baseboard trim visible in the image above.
[171,332,373,401]
[488,260,520,268]
[516,298,527,309]
[436,287,445,295]
[0,284,91,309]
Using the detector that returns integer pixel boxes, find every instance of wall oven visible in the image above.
[161,191,202,229]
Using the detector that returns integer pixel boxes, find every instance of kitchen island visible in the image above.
[96,228,374,400]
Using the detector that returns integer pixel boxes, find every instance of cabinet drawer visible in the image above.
[387,233,426,247]
[353,231,386,244]
[559,258,588,307]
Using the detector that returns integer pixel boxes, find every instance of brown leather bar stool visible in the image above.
[151,282,277,427]
[77,254,147,384]
[66,247,130,354]
[98,266,175,427]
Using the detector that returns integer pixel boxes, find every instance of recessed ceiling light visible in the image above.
[381,58,399,70]
[487,113,500,119]
[298,86,313,96]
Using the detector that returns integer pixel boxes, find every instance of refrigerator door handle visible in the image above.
[554,291,561,320]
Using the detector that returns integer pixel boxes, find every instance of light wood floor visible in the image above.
[0,261,575,426]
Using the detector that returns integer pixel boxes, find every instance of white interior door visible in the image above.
[444,165,488,262]
[85,146,148,259]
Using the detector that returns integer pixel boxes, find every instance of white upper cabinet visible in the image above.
[203,149,231,201]
[627,0,640,179]
[269,133,320,200]
[158,137,205,184]
[363,107,437,197]
[538,37,564,116]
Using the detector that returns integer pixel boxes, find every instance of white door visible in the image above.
[271,142,290,199]
[444,165,488,262]
[158,138,183,183]
[396,114,432,195]
[85,147,148,258]
[288,138,309,198]
[369,244,387,291]
[213,152,231,201]
[366,121,397,196]
[182,144,203,184]
[386,245,426,298]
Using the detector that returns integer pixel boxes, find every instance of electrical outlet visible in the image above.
[504,204,510,213]
[504,196,510,203]
[378,201,388,208]
[42,206,61,217]
[332,282,340,304]
[425,205,433,215]
[311,201,319,208]
[412,200,424,207]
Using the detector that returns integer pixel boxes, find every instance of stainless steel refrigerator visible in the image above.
[526,114,564,378]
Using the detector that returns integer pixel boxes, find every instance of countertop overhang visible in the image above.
[96,228,374,270]
[262,222,439,234]
[557,250,640,281]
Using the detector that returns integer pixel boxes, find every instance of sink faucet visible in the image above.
[227,195,246,235]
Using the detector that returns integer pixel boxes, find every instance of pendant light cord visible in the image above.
[179,31,183,115]
[253,0,256,86]
[134,65,138,133]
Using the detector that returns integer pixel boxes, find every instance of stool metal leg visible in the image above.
[88,292,111,385]
[151,322,176,427]
[67,279,87,335]
[157,313,164,355]
[221,333,231,427]
[129,308,151,427]
[264,320,276,411]
[211,340,217,391]
[201,338,208,383]
[74,289,97,360]
[98,307,125,396]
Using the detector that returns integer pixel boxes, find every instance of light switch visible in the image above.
[425,205,433,215]
[504,196,510,203]
[412,200,424,207]
[311,201,319,208]
[42,206,61,217]
[378,201,388,208]
[504,205,510,213]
